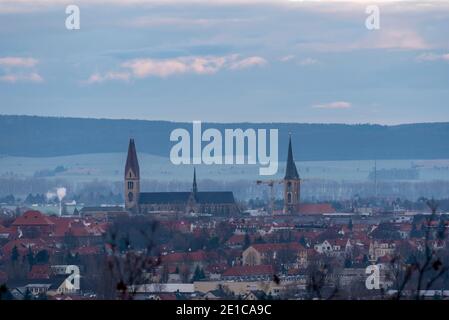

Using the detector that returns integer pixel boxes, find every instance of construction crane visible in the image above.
[256,179,283,214]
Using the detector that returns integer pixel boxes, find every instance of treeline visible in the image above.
[1,115,449,161]
[2,177,449,204]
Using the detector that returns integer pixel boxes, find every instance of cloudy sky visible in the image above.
[0,0,448,124]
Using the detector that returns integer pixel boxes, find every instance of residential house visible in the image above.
[242,242,308,268]
[222,265,274,282]
[12,211,55,238]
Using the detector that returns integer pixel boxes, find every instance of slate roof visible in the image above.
[196,192,235,204]
[139,192,190,204]
[284,136,299,180]
[125,138,140,178]
[139,191,235,205]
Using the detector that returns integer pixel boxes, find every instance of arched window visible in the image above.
[128,181,134,189]
[287,192,292,204]
[287,181,292,192]
[128,192,134,202]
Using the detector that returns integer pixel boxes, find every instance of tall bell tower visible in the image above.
[283,134,300,214]
[124,138,140,213]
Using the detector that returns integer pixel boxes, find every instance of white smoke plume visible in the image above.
[46,187,67,216]
[57,187,67,202]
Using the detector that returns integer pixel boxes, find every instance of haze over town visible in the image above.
[1,0,449,302]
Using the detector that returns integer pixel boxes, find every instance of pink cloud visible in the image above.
[371,30,429,50]
[416,52,449,62]
[86,71,131,84]
[297,29,430,52]
[0,56,43,83]
[0,57,38,68]
[122,59,189,78]
[312,101,352,110]
[0,72,43,83]
[229,56,267,70]
[86,55,267,83]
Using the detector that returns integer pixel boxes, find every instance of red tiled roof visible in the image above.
[48,217,107,238]
[72,246,101,255]
[162,250,207,264]
[223,265,274,277]
[0,224,14,237]
[226,234,246,245]
[327,239,350,247]
[1,238,48,256]
[299,204,336,215]
[12,211,55,226]
[251,242,305,253]
[28,264,50,280]
[49,217,73,237]
[299,231,320,240]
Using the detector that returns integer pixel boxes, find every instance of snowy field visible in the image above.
[1,153,449,183]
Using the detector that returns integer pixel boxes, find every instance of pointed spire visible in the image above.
[192,167,198,194]
[284,134,299,180]
[125,138,140,178]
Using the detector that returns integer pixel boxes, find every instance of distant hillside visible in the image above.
[0,115,448,161]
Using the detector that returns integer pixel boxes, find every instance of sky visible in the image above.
[0,0,448,124]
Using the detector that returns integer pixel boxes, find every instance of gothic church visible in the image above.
[124,139,239,215]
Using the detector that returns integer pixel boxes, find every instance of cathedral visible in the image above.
[124,136,314,216]
[124,139,239,215]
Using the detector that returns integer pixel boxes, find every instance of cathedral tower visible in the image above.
[283,135,300,214]
[124,138,140,213]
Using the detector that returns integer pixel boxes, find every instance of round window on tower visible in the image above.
[128,192,134,202]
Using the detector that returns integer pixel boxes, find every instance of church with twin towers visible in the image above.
[124,135,302,215]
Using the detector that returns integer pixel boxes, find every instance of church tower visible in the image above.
[192,167,198,195]
[124,138,140,213]
[186,168,199,213]
[283,135,300,214]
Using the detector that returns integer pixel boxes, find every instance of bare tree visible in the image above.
[100,217,161,300]
[390,198,449,300]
